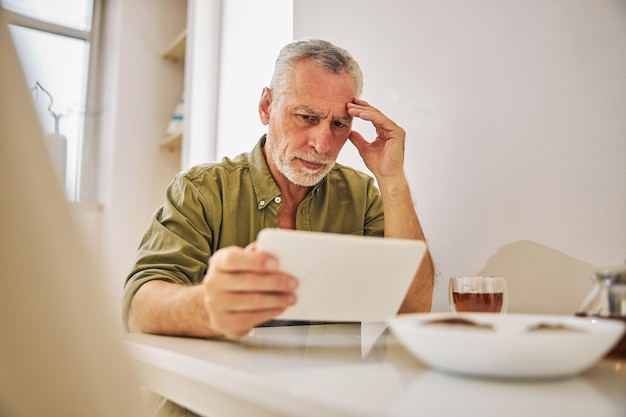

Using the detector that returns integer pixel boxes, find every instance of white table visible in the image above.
[125,323,626,417]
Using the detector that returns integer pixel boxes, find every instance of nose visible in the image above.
[309,124,333,155]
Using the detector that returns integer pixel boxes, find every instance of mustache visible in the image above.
[290,152,334,165]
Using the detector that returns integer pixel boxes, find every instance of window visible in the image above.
[1,0,101,202]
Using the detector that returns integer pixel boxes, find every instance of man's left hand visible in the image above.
[347,98,406,181]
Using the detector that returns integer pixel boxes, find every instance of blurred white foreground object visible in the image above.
[0,10,146,417]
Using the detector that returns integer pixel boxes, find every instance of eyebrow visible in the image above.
[293,105,353,124]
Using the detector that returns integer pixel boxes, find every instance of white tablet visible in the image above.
[256,229,427,322]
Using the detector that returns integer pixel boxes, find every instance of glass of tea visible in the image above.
[449,277,508,313]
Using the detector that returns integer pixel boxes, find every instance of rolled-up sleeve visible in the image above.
[122,172,214,328]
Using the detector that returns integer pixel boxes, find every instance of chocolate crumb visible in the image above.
[423,317,494,330]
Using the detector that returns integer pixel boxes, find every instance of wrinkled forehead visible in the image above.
[280,60,357,115]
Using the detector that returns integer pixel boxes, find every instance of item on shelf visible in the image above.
[166,95,184,135]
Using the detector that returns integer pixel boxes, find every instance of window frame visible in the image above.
[1,0,103,203]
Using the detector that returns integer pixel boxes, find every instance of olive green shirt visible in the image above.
[122,136,384,324]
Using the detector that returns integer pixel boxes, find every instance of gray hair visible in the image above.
[270,38,363,97]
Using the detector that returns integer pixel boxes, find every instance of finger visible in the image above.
[351,109,396,130]
[225,271,299,292]
[349,97,374,108]
[216,308,288,339]
[348,130,369,154]
[210,246,279,273]
[204,291,295,338]
[348,99,401,131]
[347,98,380,115]
[348,106,395,130]
[221,291,297,313]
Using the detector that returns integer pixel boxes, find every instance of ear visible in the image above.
[258,87,272,126]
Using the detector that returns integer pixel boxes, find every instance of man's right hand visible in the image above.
[127,245,298,339]
[202,245,298,338]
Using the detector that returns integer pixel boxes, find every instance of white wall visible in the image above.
[182,0,221,168]
[216,0,293,160]
[292,0,626,313]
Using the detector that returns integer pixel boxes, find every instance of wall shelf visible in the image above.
[159,25,186,152]
[159,131,182,151]
[162,29,186,61]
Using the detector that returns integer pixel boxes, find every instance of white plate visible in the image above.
[388,312,625,379]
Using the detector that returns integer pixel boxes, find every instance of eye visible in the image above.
[298,114,318,124]
[332,120,346,128]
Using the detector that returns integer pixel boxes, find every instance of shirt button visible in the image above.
[274,196,282,204]
[259,200,266,206]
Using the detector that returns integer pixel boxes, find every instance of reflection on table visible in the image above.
[125,323,625,417]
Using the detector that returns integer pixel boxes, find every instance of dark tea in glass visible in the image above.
[452,291,504,313]
[449,277,508,313]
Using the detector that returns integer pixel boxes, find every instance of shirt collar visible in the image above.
[248,135,281,210]
[247,135,326,210]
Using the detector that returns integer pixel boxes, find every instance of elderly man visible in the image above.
[124,38,434,339]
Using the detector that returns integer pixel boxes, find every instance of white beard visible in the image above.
[268,141,335,187]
